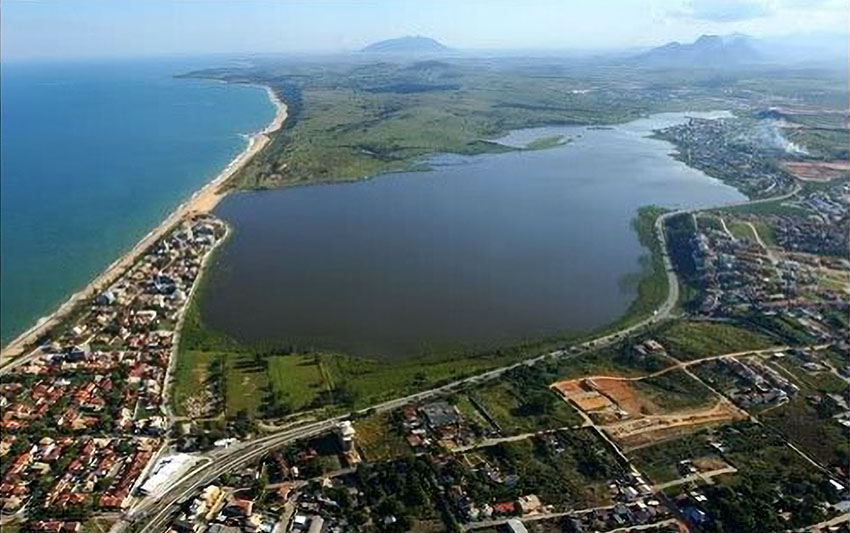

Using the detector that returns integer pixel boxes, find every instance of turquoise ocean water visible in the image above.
[0,58,275,344]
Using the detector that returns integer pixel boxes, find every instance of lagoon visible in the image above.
[202,112,745,358]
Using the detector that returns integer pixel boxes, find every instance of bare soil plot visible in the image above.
[611,402,744,450]
[782,160,849,182]
[553,370,737,449]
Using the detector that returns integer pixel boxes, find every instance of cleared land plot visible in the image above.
[759,396,849,475]
[172,349,222,417]
[654,321,776,362]
[555,370,737,449]
[770,357,848,395]
[557,369,717,419]
[627,430,730,484]
[454,393,491,430]
[469,381,583,436]
[465,429,625,508]
[550,347,672,381]
[782,160,849,181]
[631,370,717,413]
[353,412,413,462]
[757,357,849,475]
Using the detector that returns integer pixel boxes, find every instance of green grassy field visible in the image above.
[322,351,524,408]
[267,353,328,411]
[353,412,413,462]
[749,219,777,247]
[213,62,655,189]
[633,369,718,412]
[613,207,670,329]
[717,200,807,217]
[523,134,569,151]
[171,349,220,416]
[654,320,776,361]
[551,346,673,381]
[223,352,269,417]
[627,429,724,483]
[771,358,848,395]
[467,381,583,435]
[726,220,757,243]
[468,429,625,507]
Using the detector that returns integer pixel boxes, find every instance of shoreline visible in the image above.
[0,84,287,363]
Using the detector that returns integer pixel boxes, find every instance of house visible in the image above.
[291,515,309,531]
[420,401,459,428]
[683,506,708,524]
[337,421,355,452]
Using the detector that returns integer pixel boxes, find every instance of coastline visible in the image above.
[0,84,287,364]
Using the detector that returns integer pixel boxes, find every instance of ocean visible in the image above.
[0,57,275,344]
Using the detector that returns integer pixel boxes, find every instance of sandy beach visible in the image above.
[0,85,287,364]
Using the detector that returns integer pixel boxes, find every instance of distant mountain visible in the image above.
[637,34,761,66]
[362,36,449,54]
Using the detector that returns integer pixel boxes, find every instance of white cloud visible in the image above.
[690,0,771,21]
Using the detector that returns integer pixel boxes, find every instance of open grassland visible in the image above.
[631,369,717,413]
[183,58,849,193]
[322,351,522,409]
[717,199,807,217]
[202,62,656,189]
[627,429,726,483]
[466,380,583,435]
[749,219,778,247]
[222,352,269,417]
[523,134,569,150]
[353,412,413,462]
[759,356,849,476]
[468,429,625,508]
[552,346,672,381]
[760,396,849,476]
[655,320,776,361]
[267,353,327,411]
[726,220,757,242]
[171,349,221,417]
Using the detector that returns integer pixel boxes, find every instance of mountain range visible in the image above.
[636,34,761,66]
[361,36,449,54]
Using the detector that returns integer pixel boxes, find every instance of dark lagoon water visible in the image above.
[203,112,745,358]
[0,59,275,344]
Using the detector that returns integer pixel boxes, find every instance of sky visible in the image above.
[2,0,847,60]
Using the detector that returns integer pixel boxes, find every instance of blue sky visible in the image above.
[2,0,847,60]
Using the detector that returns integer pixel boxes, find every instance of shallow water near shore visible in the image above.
[202,111,745,358]
[0,58,275,344]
